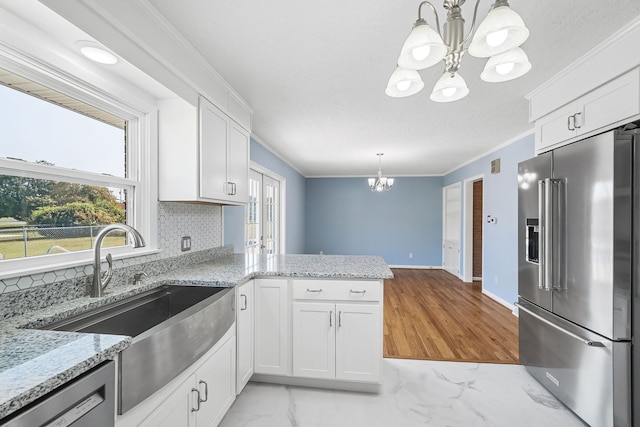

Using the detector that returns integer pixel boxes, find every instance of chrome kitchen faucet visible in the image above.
[91,224,146,298]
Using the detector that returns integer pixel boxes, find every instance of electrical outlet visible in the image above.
[409,253,413,259]
[181,236,191,252]
[319,251,324,255]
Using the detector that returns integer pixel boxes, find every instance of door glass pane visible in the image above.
[263,177,279,255]
[244,172,261,254]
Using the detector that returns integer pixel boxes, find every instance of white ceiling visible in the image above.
[144,0,640,177]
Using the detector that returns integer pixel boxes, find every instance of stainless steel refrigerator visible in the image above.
[517,122,640,427]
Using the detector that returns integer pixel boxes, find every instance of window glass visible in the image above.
[0,68,132,262]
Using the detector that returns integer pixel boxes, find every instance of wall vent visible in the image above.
[491,158,501,174]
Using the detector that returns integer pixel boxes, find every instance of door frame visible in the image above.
[249,161,286,254]
[462,174,484,283]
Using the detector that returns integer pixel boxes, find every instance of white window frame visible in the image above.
[0,46,158,279]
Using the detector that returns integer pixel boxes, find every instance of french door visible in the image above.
[245,169,280,254]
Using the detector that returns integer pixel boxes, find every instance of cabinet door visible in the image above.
[195,335,236,427]
[254,279,289,375]
[236,280,254,394]
[579,68,640,136]
[199,96,229,200]
[535,102,579,152]
[292,302,335,379]
[335,304,381,382]
[139,374,196,427]
[227,121,249,203]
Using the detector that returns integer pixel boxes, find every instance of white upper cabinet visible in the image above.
[535,68,640,153]
[159,96,249,205]
[528,19,640,154]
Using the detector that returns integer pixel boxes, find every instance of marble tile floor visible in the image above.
[220,358,586,427]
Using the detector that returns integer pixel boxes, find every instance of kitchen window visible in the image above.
[0,63,153,276]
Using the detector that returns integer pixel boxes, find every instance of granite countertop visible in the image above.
[0,253,393,420]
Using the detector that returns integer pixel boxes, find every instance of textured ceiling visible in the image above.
[144,0,640,177]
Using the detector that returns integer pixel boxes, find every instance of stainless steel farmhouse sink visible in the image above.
[40,284,235,414]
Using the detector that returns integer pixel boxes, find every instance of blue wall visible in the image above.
[443,132,535,305]
[305,177,443,266]
[224,137,306,254]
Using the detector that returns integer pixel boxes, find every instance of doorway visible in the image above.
[245,168,283,254]
[462,175,484,283]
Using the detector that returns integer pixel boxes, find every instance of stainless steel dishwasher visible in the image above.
[0,361,115,427]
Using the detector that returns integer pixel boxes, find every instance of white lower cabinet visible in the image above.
[292,302,335,379]
[254,279,289,375]
[292,302,381,382]
[253,277,383,388]
[119,327,236,427]
[236,280,254,394]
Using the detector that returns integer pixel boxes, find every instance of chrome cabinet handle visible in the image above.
[191,388,201,412]
[306,288,322,293]
[516,303,604,347]
[329,310,333,327]
[199,380,208,403]
[573,112,582,129]
[339,311,342,327]
[567,114,576,131]
[241,294,248,310]
[349,289,366,294]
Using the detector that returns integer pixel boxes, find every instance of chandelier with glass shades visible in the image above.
[368,153,395,192]
[386,0,530,102]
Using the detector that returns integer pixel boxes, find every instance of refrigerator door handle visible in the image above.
[543,178,555,291]
[537,180,545,290]
[516,303,604,347]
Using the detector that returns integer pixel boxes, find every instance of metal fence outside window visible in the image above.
[0,225,126,260]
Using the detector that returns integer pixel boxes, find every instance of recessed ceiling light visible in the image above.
[76,41,118,65]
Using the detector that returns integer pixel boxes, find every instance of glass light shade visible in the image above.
[397,21,447,70]
[481,47,531,82]
[368,178,376,188]
[385,67,424,97]
[387,178,395,187]
[430,72,469,103]
[468,6,529,58]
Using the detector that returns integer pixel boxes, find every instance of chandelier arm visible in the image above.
[418,1,442,38]
[461,0,483,46]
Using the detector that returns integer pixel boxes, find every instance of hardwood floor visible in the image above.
[383,269,519,364]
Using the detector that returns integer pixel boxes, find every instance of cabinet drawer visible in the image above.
[292,280,381,302]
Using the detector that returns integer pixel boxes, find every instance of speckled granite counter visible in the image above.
[0,252,392,421]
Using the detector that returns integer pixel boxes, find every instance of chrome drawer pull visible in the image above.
[516,303,604,347]
[349,289,366,294]
[199,380,208,403]
[329,310,333,327]
[191,388,201,412]
[306,288,322,293]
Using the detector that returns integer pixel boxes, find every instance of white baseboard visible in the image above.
[388,265,442,269]
[481,288,516,314]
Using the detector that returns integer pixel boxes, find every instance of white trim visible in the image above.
[0,21,159,275]
[481,288,516,312]
[307,174,444,179]
[251,133,305,176]
[462,175,484,283]
[388,265,441,269]
[0,248,161,281]
[443,129,535,176]
[526,15,640,100]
